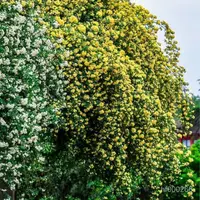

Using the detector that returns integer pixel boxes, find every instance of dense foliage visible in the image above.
[170,140,200,200]
[190,140,200,199]
[191,95,200,129]
[0,1,196,199]
[0,2,66,197]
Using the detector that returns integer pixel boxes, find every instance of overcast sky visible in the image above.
[131,0,200,96]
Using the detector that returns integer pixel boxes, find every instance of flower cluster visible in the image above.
[0,2,66,193]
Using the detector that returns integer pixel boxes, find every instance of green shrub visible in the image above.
[163,142,199,200]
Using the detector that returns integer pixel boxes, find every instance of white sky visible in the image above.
[130,0,200,95]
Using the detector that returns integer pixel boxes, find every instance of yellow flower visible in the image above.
[99,102,104,107]
[99,110,104,114]
[97,10,103,17]
[110,157,114,161]
[139,140,145,145]
[151,120,157,125]
[187,172,193,177]
[69,16,78,23]
[149,128,158,133]
[56,111,61,115]
[55,16,65,26]
[91,25,99,32]
[81,51,87,57]
[139,134,144,139]
[21,0,26,7]
[163,128,169,133]
[187,191,193,197]
[83,95,90,100]
[107,10,113,15]
[107,16,115,25]
[123,145,128,150]
[106,161,110,165]
[87,32,94,38]
[188,157,193,163]
[103,153,107,158]
[131,128,136,133]
[114,136,119,142]
[120,32,125,37]
[177,150,183,155]
[154,111,159,116]
[77,24,86,33]
[167,112,172,117]
[177,133,182,138]
[36,0,42,4]
[89,164,94,169]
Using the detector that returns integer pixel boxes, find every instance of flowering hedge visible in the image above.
[0,0,196,199]
[34,1,194,199]
[0,2,66,196]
